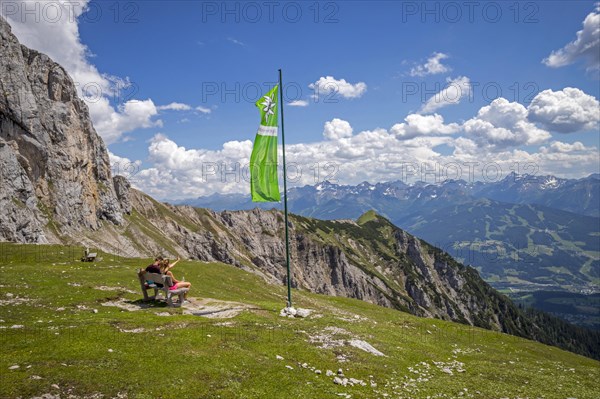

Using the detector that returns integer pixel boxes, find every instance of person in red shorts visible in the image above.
[160,257,191,300]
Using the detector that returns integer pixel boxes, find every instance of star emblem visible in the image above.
[260,93,276,123]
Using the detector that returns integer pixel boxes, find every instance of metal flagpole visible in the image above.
[278,68,292,308]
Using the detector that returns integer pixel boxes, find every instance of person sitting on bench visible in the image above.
[160,258,191,300]
[146,256,163,274]
[141,256,165,287]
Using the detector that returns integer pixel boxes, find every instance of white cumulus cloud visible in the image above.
[323,118,353,140]
[527,88,600,133]
[391,113,460,140]
[420,76,471,114]
[463,98,551,150]
[92,99,162,143]
[410,52,451,77]
[129,121,599,200]
[543,4,600,72]
[195,106,212,114]
[309,76,367,99]
[132,134,253,199]
[127,87,599,199]
[540,141,588,154]
[288,100,309,107]
[157,102,192,111]
[126,86,600,198]
[108,151,140,168]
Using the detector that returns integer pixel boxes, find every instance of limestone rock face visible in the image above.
[0,16,123,242]
[0,137,47,242]
[113,175,132,215]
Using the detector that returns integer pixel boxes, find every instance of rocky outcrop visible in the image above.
[0,16,123,242]
[0,137,47,242]
[113,175,132,215]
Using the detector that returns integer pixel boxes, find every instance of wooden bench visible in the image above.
[137,270,189,307]
[81,248,97,262]
[82,253,97,262]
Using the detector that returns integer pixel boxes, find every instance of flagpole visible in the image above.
[278,68,292,308]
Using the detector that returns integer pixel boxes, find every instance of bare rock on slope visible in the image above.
[0,137,46,242]
[113,175,132,215]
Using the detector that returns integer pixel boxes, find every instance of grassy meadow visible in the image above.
[0,243,598,398]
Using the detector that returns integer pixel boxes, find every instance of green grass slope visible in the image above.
[0,244,598,398]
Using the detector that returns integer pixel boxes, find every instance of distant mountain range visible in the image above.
[177,173,600,217]
[175,173,600,292]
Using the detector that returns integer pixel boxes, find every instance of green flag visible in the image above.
[250,85,281,202]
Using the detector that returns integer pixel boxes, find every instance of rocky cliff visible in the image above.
[0,16,124,243]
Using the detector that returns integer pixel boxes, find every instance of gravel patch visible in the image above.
[101,297,254,319]
[308,326,385,357]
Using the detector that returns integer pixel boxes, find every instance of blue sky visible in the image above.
[85,1,598,149]
[5,0,600,199]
